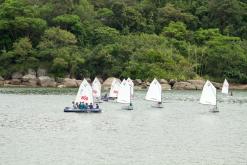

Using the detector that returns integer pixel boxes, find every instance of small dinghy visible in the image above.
[222,79,229,95]
[64,79,102,113]
[103,78,121,101]
[64,107,102,113]
[92,77,103,103]
[200,80,219,112]
[117,79,133,110]
[145,78,163,108]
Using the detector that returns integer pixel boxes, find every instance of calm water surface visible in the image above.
[0,88,247,165]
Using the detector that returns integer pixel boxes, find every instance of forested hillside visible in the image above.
[0,0,247,82]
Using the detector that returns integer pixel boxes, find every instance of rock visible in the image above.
[63,78,77,87]
[28,69,36,76]
[146,81,151,86]
[212,82,221,89]
[134,86,143,90]
[169,79,177,87]
[22,74,36,82]
[0,80,3,86]
[57,84,66,88]
[22,79,38,87]
[134,79,142,85]
[38,76,56,87]
[0,76,4,81]
[11,79,21,85]
[37,68,47,77]
[230,84,247,90]
[173,81,196,90]
[4,80,11,84]
[161,84,171,90]
[12,72,23,79]
[187,80,205,90]
[76,80,83,87]
[159,79,168,84]
[103,77,120,87]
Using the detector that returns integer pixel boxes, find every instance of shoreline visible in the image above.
[1,75,247,90]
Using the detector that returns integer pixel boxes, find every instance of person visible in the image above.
[85,103,89,109]
[72,101,77,109]
[89,103,93,109]
[96,104,99,109]
[158,102,162,105]
[79,102,83,109]
[130,102,133,107]
[75,102,79,109]
[230,91,233,96]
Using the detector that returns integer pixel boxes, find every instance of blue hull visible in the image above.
[64,107,102,113]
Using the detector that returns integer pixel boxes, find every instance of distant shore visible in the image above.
[1,76,247,90]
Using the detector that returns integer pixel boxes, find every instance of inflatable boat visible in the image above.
[64,107,102,113]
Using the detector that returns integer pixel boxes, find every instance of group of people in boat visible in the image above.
[72,101,99,110]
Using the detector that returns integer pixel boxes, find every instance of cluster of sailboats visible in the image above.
[64,77,230,113]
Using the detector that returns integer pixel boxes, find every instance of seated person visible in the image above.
[72,101,77,109]
[79,102,83,109]
[75,102,79,109]
[85,103,89,109]
[89,103,93,109]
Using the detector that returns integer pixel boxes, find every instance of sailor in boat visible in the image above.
[89,103,93,109]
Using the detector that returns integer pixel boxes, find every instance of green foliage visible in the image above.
[0,0,246,83]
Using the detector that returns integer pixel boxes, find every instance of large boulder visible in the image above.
[187,80,205,90]
[173,81,196,90]
[22,74,36,82]
[37,68,47,77]
[76,80,83,87]
[22,74,38,87]
[12,72,23,79]
[159,79,168,84]
[63,78,77,88]
[0,76,4,81]
[11,79,21,85]
[38,76,56,87]
[161,83,171,90]
[103,77,120,87]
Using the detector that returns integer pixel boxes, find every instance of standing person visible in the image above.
[75,102,79,109]
[96,104,99,109]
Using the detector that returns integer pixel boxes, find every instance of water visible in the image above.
[0,88,247,165]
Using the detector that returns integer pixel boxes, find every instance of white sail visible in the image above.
[92,77,101,98]
[145,78,162,102]
[127,78,134,96]
[200,80,216,106]
[75,79,94,104]
[109,78,121,98]
[222,79,229,94]
[117,79,131,104]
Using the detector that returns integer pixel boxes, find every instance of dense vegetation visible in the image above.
[0,0,247,83]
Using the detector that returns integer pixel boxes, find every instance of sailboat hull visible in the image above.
[151,104,164,108]
[64,107,102,113]
[122,105,133,110]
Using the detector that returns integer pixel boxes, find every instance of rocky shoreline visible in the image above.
[1,70,247,90]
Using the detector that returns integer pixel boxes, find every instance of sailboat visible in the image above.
[200,80,218,112]
[64,79,101,113]
[108,78,121,100]
[117,79,133,110]
[92,77,102,103]
[145,78,163,108]
[127,78,134,98]
[222,79,229,95]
